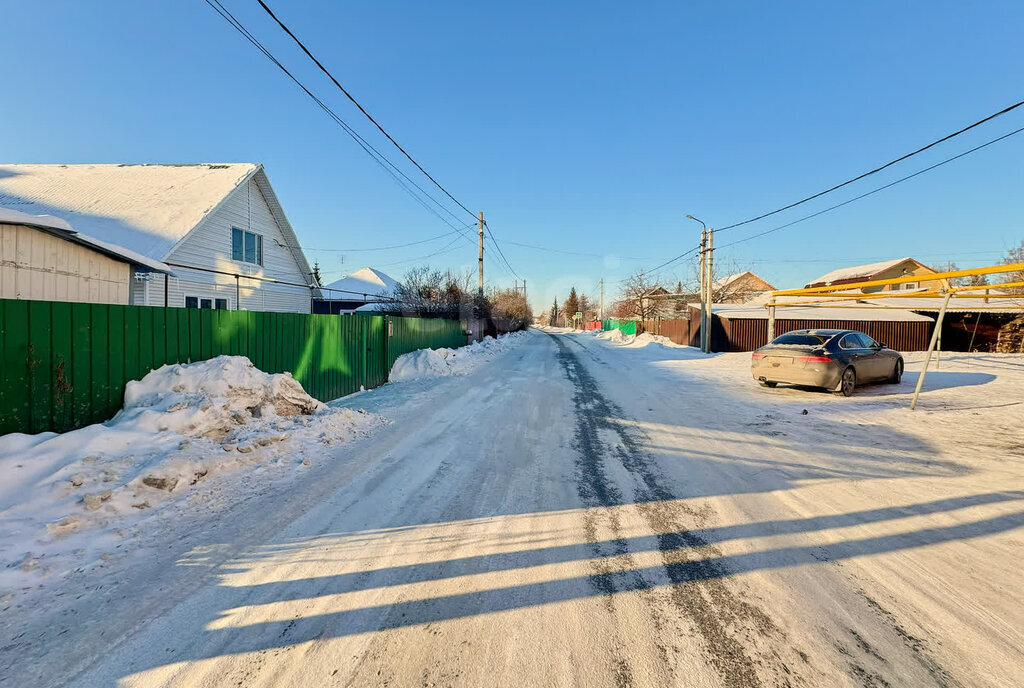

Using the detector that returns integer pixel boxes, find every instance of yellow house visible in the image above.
[0,208,171,304]
[804,257,940,294]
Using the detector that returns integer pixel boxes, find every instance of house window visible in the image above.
[215,298,228,310]
[231,227,263,266]
[185,296,216,309]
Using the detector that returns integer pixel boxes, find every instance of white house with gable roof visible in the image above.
[0,163,317,312]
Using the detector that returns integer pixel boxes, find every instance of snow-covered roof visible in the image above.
[806,257,926,286]
[0,206,171,273]
[0,164,258,261]
[712,272,746,290]
[864,296,1024,313]
[322,267,399,301]
[712,304,932,322]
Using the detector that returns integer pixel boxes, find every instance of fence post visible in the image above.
[360,316,368,389]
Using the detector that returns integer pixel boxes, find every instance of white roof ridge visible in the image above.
[0,163,261,262]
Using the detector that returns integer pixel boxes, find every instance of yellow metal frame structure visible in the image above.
[763,262,1024,410]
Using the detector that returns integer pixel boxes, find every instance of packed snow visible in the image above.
[0,356,384,592]
[389,331,529,381]
[3,328,1023,687]
[592,328,695,351]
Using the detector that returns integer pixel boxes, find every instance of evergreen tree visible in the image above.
[564,287,580,326]
[311,260,323,286]
[551,297,559,325]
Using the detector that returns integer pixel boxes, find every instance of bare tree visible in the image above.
[1001,241,1024,294]
[490,287,533,332]
[381,266,475,318]
[619,270,662,321]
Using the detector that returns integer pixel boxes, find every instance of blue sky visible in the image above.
[4,1,1023,310]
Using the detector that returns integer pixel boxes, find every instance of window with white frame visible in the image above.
[185,296,218,309]
[231,227,263,266]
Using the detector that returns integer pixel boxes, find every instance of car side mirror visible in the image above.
[874,342,884,349]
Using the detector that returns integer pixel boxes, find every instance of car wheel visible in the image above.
[759,381,777,388]
[835,367,856,397]
[889,359,903,384]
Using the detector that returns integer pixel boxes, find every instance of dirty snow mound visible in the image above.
[389,331,529,382]
[596,329,632,344]
[0,356,384,589]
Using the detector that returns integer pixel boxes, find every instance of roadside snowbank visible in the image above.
[596,330,693,350]
[389,331,529,382]
[0,356,384,590]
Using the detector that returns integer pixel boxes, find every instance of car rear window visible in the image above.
[771,333,832,345]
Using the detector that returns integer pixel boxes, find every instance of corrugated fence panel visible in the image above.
[601,319,638,335]
[716,316,933,352]
[0,298,469,435]
[640,318,697,347]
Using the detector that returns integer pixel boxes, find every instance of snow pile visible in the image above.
[594,330,694,350]
[596,329,630,343]
[389,331,529,382]
[0,356,383,585]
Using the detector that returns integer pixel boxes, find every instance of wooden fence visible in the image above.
[0,298,466,435]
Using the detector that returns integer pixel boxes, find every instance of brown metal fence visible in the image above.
[639,317,698,347]
[637,310,932,352]
[715,316,932,352]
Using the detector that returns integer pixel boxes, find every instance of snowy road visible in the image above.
[5,329,1024,687]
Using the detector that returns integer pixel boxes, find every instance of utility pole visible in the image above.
[477,211,484,299]
[599,278,604,320]
[709,232,716,351]
[699,230,707,351]
[687,214,709,353]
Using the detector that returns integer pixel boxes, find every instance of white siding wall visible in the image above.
[154,175,312,312]
[0,223,131,304]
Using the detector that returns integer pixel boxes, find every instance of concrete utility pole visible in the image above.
[705,226,714,353]
[687,214,708,353]
[477,211,484,299]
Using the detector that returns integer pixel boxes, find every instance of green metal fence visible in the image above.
[0,299,466,436]
[601,318,637,335]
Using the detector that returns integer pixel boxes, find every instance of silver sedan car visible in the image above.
[751,329,904,396]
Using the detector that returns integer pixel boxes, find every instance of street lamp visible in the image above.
[687,215,711,352]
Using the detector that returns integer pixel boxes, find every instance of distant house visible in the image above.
[640,271,775,315]
[0,164,316,312]
[314,267,399,314]
[0,207,171,304]
[805,257,939,293]
[712,271,776,303]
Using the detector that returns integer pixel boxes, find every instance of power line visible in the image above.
[500,239,654,261]
[298,225,472,253]
[717,98,1024,233]
[629,123,1024,283]
[255,0,477,221]
[375,234,468,268]
[484,223,521,280]
[203,0,475,245]
[715,124,1024,252]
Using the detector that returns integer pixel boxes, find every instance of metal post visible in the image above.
[164,273,169,307]
[235,274,241,310]
[767,302,776,343]
[910,291,952,410]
